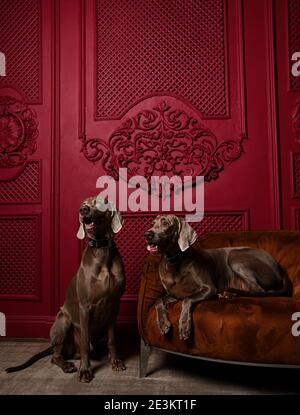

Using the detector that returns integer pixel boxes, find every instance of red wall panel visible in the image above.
[0,0,54,335]
[276,0,300,229]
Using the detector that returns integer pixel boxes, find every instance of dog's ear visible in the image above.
[178,218,197,251]
[76,215,85,240]
[111,205,123,234]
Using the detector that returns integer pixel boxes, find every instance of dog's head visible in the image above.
[144,215,197,255]
[76,195,123,240]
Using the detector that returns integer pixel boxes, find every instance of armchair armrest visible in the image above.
[292,264,300,310]
[137,255,164,341]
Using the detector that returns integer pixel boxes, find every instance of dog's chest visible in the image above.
[159,267,175,291]
[90,267,123,300]
[159,261,197,298]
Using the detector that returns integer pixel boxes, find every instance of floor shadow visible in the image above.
[148,351,300,394]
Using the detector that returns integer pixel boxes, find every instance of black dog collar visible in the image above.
[87,238,111,248]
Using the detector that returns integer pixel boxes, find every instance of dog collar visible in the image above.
[87,238,111,248]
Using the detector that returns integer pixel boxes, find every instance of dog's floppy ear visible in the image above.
[178,218,197,251]
[111,205,123,234]
[76,215,85,240]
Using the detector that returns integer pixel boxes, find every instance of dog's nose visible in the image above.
[80,205,90,215]
[145,230,154,240]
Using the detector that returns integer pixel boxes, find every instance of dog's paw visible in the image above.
[179,320,191,340]
[62,361,77,373]
[78,367,93,383]
[218,291,238,300]
[111,359,126,371]
[158,318,171,335]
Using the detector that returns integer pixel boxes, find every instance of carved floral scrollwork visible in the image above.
[0,96,39,168]
[80,101,246,184]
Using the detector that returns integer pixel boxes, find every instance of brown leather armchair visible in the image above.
[137,231,300,376]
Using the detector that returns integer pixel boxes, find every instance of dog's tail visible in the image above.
[5,346,53,373]
[226,272,293,298]
[268,271,293,297]
[225,265,293,298]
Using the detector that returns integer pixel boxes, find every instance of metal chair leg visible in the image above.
[139,338,151,378]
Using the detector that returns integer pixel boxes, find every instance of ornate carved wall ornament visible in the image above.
[80,101,246,184]
[0,96,38,168]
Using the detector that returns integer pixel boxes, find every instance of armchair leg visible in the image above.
[139,338,151,378]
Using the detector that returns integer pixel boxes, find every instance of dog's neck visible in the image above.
[164,247,183,266]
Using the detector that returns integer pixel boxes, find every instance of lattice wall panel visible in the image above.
[289,0,300,90]
[115,212,246,296]
[293,153,300,196]
[96,0,227,119]
[0,0,41,102]
[295,209,300,229]
[0,216,40,297]
[0,161,41,203]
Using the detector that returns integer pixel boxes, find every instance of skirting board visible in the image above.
[4,315,137,339]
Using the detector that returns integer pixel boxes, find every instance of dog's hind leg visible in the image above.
[50,310,77,373]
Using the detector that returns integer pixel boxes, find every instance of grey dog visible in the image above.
[145,215,292,340]
[6,196,126,382]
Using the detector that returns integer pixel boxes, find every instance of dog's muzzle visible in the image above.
[144,231,159,255]
[80,205,95,231]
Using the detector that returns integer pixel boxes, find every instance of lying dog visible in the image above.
[6,196,126,382]
[145,215,292,340]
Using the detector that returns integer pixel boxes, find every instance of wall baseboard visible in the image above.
[4,315,137,339]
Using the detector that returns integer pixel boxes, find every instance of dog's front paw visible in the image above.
[179,319,191,340]
[62,361,77,373]
[158,317,171,335]
[78,367,93,383]
[111,359,126,371]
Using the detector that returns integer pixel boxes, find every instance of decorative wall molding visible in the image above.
[292,99,300,143]
[0,0,42,103]
[95,0,228,120]
[0,160,41,204]
[5,314,137,338]
[0,95,39,168]
[288,0,300,91]
[292,152,300,197]
[0,214,41,301]
[80,101,246,184]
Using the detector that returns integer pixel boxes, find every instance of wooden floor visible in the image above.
[0,339,300,395]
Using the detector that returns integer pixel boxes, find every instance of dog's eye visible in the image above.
[161,219,168,226]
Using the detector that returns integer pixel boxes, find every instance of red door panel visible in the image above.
[0,0,54,336]
[275,0,300,229]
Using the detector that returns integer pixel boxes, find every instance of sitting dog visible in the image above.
[144,215,292,340]
[6,195,126,382]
